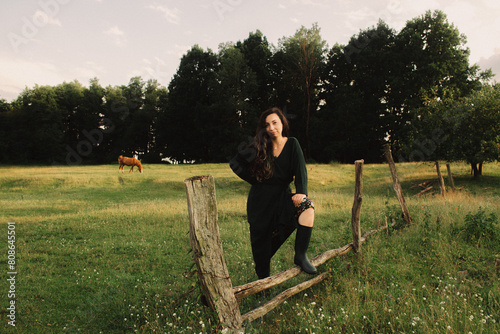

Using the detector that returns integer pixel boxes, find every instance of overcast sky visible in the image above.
[1,0,499,102]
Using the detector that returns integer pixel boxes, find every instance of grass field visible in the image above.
[0,161,499,333]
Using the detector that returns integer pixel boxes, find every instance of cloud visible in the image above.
[104,25,127,47]
[130,57,171,83]
[478,49,500,80]
[148,4,181,25]
[166,44,192,58]
[72,61,107,80]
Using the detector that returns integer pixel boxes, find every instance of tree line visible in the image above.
[0,10,498,173]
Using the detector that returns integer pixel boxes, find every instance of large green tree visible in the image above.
[102,84,129,161]
[55,81,86,159]
[142,79,168,162]
[236,30,274,112]
[409,84,500,177]
[275,23,327,156]
[391,10,491,157]
[317,21,396,163]
[214,43,259,160]
[80,78,107,163]
[316,10,490,163]
[429,85,500,177]
[0,99,13,162]
[122,77,152,157]
[158,45,219,162]
[12,85,64,163]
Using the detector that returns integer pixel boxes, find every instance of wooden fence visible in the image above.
[184,158,407,333]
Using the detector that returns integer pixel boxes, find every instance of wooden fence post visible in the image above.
[435,161,446,197]
[351,160,364,253]
[383,144,412,224]
[184,176,243,333]
[446,163,456,192]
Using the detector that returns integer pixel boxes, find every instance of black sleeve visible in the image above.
[291,138,308,195]
[229,141,258,185]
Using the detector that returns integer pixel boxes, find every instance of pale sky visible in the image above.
[1,0,499,102]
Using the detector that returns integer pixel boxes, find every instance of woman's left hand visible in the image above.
[292,194,306,207]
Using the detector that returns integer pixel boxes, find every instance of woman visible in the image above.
[230,107,316,279]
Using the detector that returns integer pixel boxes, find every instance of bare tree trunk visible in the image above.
[446,164,455,192]
[435,161,446,197]
[471,162,481,178]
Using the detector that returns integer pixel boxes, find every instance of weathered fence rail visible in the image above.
[184,158,403,333]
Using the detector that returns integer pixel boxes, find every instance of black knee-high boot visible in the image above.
[294,225,317,274]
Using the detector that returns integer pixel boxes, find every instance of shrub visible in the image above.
[461,207,498,245]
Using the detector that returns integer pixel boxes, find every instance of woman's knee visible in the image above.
[298,208,314,227]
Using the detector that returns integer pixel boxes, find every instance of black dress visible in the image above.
[230,137,308,278]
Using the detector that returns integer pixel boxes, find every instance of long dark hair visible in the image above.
[250,107,290,182]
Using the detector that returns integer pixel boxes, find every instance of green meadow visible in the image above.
[0,162,498,333]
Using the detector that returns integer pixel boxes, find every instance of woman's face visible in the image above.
[265,113,283,139]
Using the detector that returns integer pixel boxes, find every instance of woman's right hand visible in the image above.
[292,194,306,207]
